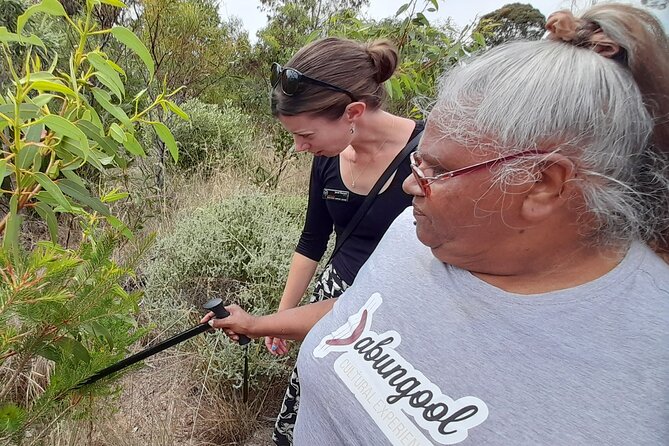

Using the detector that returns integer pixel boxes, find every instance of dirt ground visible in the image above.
[84,351,280,446]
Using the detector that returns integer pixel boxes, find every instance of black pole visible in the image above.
[74,298,251,389]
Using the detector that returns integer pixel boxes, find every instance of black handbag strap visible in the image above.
[328,130,423,263]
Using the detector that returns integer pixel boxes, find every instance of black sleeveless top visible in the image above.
[295,120,424,284]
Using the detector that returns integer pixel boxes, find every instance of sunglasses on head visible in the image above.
[270,62,357,101]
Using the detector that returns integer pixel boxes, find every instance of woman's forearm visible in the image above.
[278,252,320,311]
[251,299,336,341]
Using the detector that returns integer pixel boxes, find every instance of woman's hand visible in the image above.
[200,304,257,342]
[265,336,290,356]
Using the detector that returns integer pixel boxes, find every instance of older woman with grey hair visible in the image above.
[205,3,669,444]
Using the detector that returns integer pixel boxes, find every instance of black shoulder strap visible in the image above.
[328,130,423,264]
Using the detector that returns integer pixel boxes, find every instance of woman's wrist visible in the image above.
[277,298,298,313]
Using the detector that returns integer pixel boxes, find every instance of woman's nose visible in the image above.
[293,137,311,153]
[402,172,424,196]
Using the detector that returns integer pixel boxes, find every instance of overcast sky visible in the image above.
[219,0,668,42]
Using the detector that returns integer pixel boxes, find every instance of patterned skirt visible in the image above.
[272,263,350,445]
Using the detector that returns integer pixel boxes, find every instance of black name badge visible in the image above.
[322,188,350,202]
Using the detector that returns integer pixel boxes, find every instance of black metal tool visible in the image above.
[74,298,251,389]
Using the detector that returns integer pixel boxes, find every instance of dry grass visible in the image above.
[41,347,282,446]
[141,150,311,238]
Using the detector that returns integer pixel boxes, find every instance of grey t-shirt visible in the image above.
[294,208,669,445]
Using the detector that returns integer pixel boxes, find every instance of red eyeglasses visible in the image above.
[409,150,543,197]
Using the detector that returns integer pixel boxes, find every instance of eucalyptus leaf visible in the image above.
[42,115,89,151]
[24,122,44,143]
[55,337,91,364]
[34,202,59,242]
[110,26,155,79]
[0,27,45,48]
[59,179,110,216]
[122,132,145,156]
[3,200,22,255]
[100,0,127,7]
[29,80,77,98]
[17,146,39,169]
[17,0,66,37]
[91,88,131,127]
[165,100,189,121]
[33,172,73,211]
[30,93,58,107]
[77,120,119,156]
[152,122,178,163]
[109,123,127,143]
[106,215,132,238]
[87,52,125,100]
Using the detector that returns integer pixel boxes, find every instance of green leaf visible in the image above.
[59,179,110,216]
[0,26,45,48]
[77,120,119,156]
[133,88,147,102]
[152,122,178,163]
[21,71,58,83]
[106,215,132,238]
[42,115,89,150]
[17,0,67,36]
[91,148,115,166]
[0,159,7,180]
[91,88,131,127]
[24,122,44,143]
[109,123,126,143]
[29,80,77,97]
[17,146,39,169]
[36,344,61,362]
[62,169,86,187]
[30,93,58,107]
[55,337,91,364]
[106,59,126,76]
[2,198,21,255]
[102,190,129,202]
[0,103,41,121]
[100,0,127,7]
[87,52,125,100]
[33,172,73,211]
[165,100,189,121]
[58,136,101,170]
[34,202,58,242]
[90,321,114,349]
[110,26,155,79]
[122,132,145,156]
[395,3,410,16]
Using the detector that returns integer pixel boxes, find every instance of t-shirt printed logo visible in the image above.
[313,293,489,445]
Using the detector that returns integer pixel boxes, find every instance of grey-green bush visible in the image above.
[142,194,308,387]
[168,99,255,169]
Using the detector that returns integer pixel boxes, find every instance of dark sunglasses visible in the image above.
[270,62,357,101]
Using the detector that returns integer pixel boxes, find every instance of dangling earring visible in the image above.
[350,127,355,134]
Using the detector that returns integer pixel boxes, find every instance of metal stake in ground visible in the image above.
[74,298,251,389]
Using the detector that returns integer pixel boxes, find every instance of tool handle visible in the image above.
[203,298,252,345]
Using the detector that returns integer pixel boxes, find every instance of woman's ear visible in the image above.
[520,155,577,222]
[345,101,366,122]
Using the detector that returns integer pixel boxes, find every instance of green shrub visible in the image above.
[168,99,255,169]
[142,193,307,387]
[0,230,150,444]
